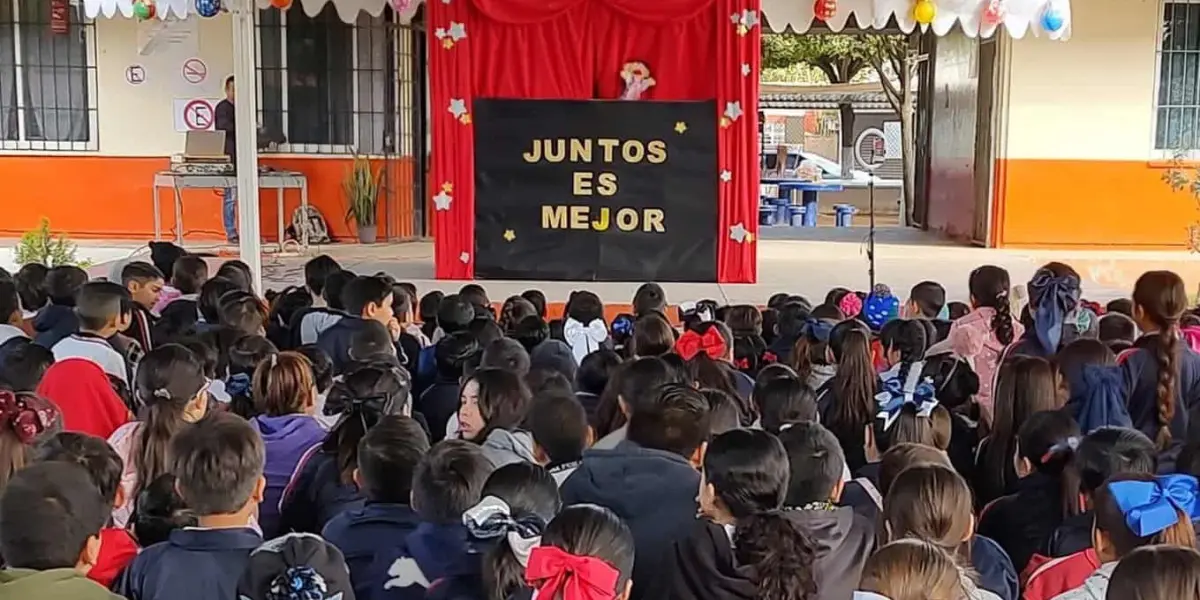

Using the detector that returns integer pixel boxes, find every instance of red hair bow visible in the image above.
[675,328,727,361]
[0,390,53,445]
[525,546,620,600]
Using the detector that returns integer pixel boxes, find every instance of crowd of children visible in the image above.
[2,247,1200,599]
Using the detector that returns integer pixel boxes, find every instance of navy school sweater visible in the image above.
[322,503,422,600]
[1120,335,1200,471]
[112,527,262,600]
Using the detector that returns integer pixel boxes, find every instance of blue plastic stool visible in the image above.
[802,192,819,227]
[788,205,806,227]
[759,205,776,227]
[834,204,857,227]
[772,199,790,225]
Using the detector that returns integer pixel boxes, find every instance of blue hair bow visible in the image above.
[875,362,938,430]
[226,372,252,398]
[801,318,835,343]
[1067,364,1132,434]
[1108,474,1200,538]
[1029,269,1081,355]
[611,315,634,338]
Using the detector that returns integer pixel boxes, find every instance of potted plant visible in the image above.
[344,152,382,244]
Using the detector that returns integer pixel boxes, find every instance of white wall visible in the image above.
[1001,0,1161,161]
[94,15,235,156]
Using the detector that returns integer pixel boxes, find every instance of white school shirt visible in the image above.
[52,334,129,384]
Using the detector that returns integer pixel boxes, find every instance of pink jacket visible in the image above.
[928,307,1025,416]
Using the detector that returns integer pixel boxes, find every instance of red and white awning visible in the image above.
[763,0,1071,39]
[82,0,422,23]
[84,0,1069,39]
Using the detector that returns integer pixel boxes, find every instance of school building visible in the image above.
[0,0,1194,250]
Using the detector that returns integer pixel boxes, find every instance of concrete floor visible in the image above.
[225,228,1200,305]
[20,228,1197,306]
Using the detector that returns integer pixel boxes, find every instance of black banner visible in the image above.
[473,99,718,282]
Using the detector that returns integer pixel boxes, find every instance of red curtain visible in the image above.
[429,0,759,283]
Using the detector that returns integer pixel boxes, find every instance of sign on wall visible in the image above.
[172,98,219,132]
[473,99,718,282]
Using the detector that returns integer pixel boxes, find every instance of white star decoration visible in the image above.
[433,190,453,211]
[724,101,743,122]
[720,170,732,183]
[459,252,470,264]
[731,9,760,35]
[741,63,752,77]
[729,222,751,243]
[449,99,467,119]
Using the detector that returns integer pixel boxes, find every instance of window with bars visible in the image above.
[1158,1,1200,150]
[0,0,97,151]
[257,6,411,155]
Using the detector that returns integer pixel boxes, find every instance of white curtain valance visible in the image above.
[81,0,423,23]
[761,0,1072,40]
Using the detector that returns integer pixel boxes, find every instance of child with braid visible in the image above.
[1121,271,1200,471]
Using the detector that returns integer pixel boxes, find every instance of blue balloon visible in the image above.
[1042,8,1064,32]
[195,0,221,17]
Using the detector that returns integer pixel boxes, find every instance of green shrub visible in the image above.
[14,218,90,267]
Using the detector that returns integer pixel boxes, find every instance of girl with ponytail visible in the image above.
[1051,473,1200,600]
[857,539,968,600]
[527,505,636,600]
[929,266,1024,418]
[977,409,1082,573]
[657,429,819,600]
[882,465,1017,600]
[872,320,953,457]
[676,321,756,424]
[109,343,208,529]
[1124,270,1200,471]
[819,320,878,472]
[280,361,413,535]
[469,463,561,600]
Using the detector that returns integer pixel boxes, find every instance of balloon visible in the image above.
[270,0,291,8]
[982,0,1004,25]
[195,0,220,18]
[1042,7,1064,32]
[391,0,413,11]
[132,0,154,19]
[813,0,837,21]
[913,0,936,25]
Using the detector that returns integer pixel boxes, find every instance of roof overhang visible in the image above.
[762,0,1072,40]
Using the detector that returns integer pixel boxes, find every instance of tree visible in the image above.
[762,35,870,177]
[865,33,920,226]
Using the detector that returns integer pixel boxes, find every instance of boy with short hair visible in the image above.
[0,462,122,599]
[304,255,343,305]
[317,275,402,374]
[1099,312,1138,353]
[561,383,710,600]
[777,422,875,600]
[526,392,591,484]
[0,281,27,347]
[120,261,164,351]
[289,258,347,347]
[349,320,403,367]
[33,265,88,348]
[905,280,950,341]
[114,413,266,600]
[415,294,477,393]
[323,416,431,598]
[33,432,138,588]
[51,282,132,385]
[369,439,492,600]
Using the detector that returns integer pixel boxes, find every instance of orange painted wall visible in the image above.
[0,156,415,242]
[993,159,1195,249]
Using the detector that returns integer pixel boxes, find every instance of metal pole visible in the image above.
[232,0,263,292]
[868,176,876,290]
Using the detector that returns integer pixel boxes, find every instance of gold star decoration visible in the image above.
[459,114,472,125]
[720,116,731,128]
[442,38,454,49]
[441,182,453,193]
[737,24,748,36]
[503,229,516,242]
[674,121,688,134]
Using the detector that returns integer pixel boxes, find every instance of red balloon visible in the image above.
[813,0,837,21]
[270,0,291,9]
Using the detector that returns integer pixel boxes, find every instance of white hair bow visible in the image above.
[563,317,607,364]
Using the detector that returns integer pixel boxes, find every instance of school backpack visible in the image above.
[290,205,331,245]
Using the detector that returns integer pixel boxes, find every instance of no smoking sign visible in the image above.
[183,99,214,131]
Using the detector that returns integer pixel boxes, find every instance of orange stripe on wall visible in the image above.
[994,158,1195,249]
[0,156,413,242]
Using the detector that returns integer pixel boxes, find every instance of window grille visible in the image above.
[1157,1,1200,151]
[0,0,98,151]
[257,6,412,155]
